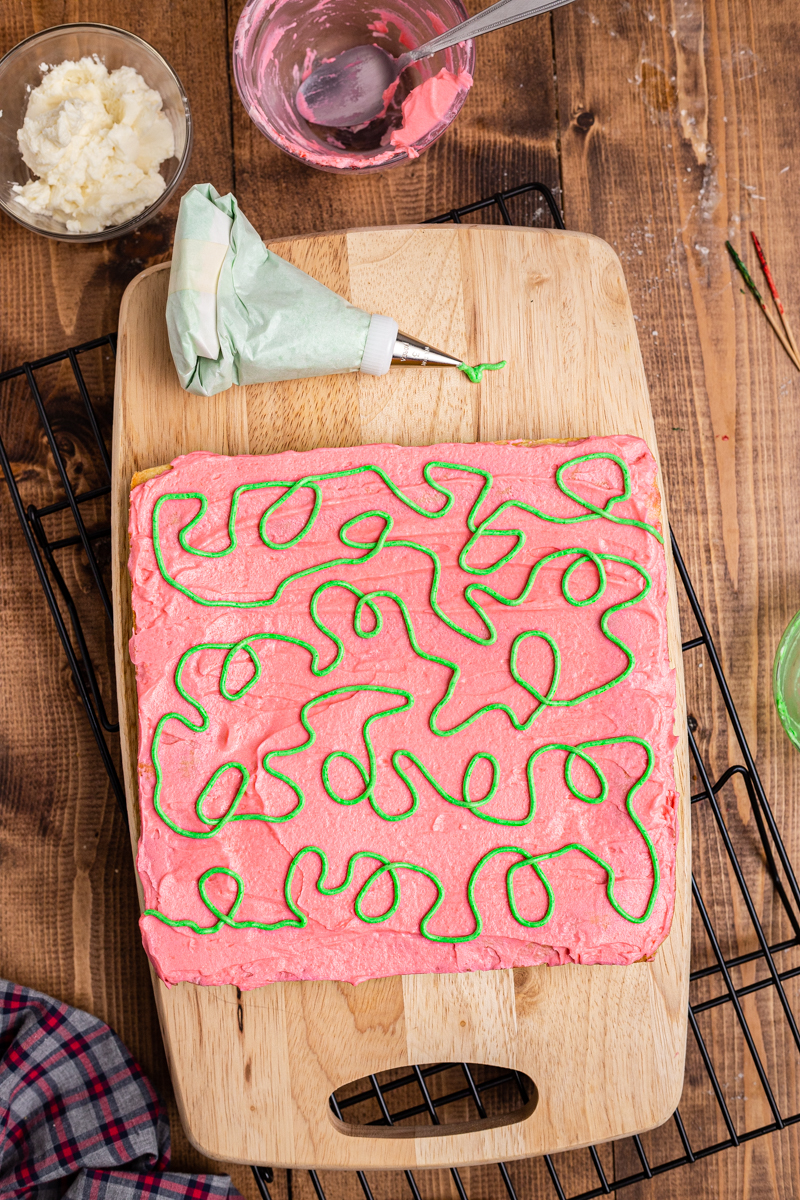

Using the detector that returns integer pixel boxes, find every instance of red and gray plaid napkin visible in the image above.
[0,979,241,1199]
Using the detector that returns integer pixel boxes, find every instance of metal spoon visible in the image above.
[296,0,576,129]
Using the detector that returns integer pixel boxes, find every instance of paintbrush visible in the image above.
[725,241,800,370]
[750,231,800,363]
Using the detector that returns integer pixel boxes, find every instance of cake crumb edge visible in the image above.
[131,463,172,491]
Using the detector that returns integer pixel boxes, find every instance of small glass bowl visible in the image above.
[0,23,192,243]
[233,0,474,174]
[774,608,800,752]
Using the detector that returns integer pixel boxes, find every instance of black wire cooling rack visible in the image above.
[3,181,800,1200]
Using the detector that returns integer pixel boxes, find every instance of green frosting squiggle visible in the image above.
[142,453,665,942]
[457,360,507,383]
[150,453,663,613]
[145,733,658,938]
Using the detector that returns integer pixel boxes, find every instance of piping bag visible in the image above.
[166,183,505,396]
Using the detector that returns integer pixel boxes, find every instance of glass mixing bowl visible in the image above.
[774,608,800,752]
[0,23,192,243]
[233,0,475,173]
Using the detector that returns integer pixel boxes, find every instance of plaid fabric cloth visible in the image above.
[0,980,241,1200]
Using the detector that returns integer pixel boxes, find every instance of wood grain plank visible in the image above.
[0,4,259,1195]
[553,1,800,1196]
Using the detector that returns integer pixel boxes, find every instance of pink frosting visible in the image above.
[389,68,473,157]
[129,440,678,989]
[293,65,471,163]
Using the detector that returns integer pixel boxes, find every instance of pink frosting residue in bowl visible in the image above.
[389,67,473,158]
[233,0,475,171]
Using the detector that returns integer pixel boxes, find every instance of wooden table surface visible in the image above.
[2,2,799,1198]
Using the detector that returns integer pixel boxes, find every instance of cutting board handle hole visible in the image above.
[329,1063,537,1139]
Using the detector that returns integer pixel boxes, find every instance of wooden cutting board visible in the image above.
[111,224,690,1172]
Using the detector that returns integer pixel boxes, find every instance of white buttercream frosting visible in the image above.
[13,55,175,234]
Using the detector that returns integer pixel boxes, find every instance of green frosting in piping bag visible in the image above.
[167,183,371,396]
[167,184,510,397]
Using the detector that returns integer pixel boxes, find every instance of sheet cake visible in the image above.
[128,438,678,988]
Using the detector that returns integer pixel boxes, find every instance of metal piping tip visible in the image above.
[391,331,464,369]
